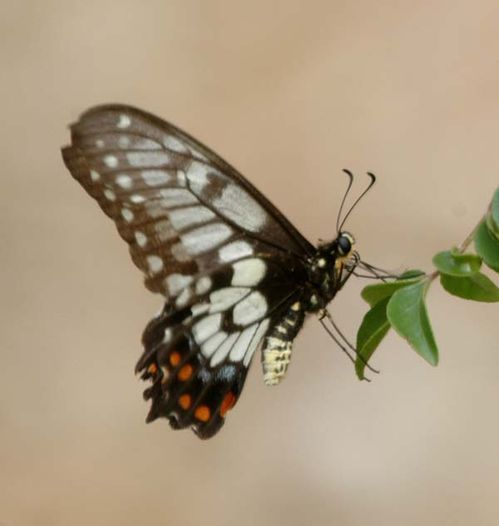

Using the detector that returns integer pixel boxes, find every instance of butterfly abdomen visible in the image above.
[262,301,305,386]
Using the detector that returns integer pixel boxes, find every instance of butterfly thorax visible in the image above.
[303,234,358,313]
[260,233,358,386]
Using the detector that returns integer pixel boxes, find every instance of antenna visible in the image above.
[338,172,376,232]
[335,169,354,233]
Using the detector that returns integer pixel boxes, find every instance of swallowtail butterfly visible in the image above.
[62,105,375,439]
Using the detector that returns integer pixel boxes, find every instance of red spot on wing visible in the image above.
[220,392,237,417]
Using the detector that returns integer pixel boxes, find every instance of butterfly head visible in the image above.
[336,231,355,257]
[332,231,359,273]
[313,231,358,277]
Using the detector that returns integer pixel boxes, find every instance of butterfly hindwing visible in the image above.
[139,304,266,439]
[62,105,314,437]
[136,254,303,438]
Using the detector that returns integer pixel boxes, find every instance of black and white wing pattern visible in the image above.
[62,104,316,438]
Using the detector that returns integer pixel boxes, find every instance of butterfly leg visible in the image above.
[319,309,379,375]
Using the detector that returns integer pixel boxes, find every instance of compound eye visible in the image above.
[337,234,352,256]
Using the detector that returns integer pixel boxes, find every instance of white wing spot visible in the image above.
[158,188,197,207]
[117,114,131,128]
[127,151,169,167]
[213,183,267,233]
[90,169,101,181]
[164,135,189,153]
[134,231,147,247]
[243,318,270,366]
[130,194,145,204]
[209,287,249,314]
[192,313,222,344]
[103,189,116,201]
[116,174,133,189]
[176,287,192,308]
[147,255,164,274]
[166,273,193,296]
[210,332,239,367]
[232,291,268,325]
[160,366,170,383]
[154,219,176,242]
[186,161,211,192]
[177,170,187,186]
[169,206,215,230]
[142,170,171,186]
[231,258,266,287]
[171,242,191,262]
[95,139,105,148]
[201,331,228,358]
[229,323,258,362]
[144,202,165,219]
[118,136,131,148]
[181,223,233,255]
[191,303,210,317]
[121,208,134,222]
[134,138,161,150]
[163,328,172,344]
[195,276,212,295]
[104,155,118,168]
[218,241,253,262]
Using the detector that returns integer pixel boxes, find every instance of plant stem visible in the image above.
[455,215,485,254]
[427,209,488,283]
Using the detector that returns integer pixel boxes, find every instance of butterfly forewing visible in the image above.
[62,104,313,437]
[62,105,313,292]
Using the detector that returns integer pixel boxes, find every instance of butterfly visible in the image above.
[62,104,376,439]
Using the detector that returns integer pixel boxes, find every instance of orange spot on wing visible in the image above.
[178,364,193,381]
[220,392,237,417]
[147,363,158,375]
[169,352,181,366]
[179,394,192,410]
[194,405,211,422]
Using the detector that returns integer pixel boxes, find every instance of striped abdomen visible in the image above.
[261,301,305,386]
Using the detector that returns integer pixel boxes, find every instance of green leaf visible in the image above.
[432,250,482,276]
[474,221,499,272]
[387,280,439,366]
[355,297,391,380]
[486,214,499,241]
[399,269,426,280]
[361,270,425,307]
[487,187,499,240]
[492,187,499,220]
[440,272,499,302]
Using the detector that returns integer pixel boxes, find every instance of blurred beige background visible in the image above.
[1,1,498,525]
